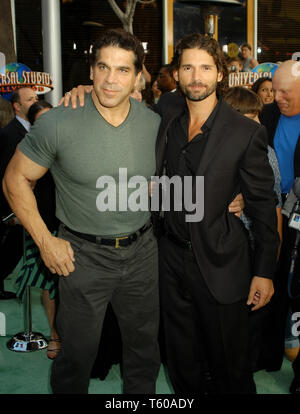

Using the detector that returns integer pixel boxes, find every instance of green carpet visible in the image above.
[0,272,295,394]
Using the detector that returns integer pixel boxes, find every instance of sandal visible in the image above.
[47,338,61,360]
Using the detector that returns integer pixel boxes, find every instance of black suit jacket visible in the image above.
[0,117,27,216]
[260,102,300,177]
[154,96,279,304]
[0,117,58,230]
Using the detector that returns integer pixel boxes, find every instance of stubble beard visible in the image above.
[180,80,218,102]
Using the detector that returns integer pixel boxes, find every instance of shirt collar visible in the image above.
[16,115,31,132]
[180,96,221,134]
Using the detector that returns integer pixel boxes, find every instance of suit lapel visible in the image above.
[13,118,28,136]
[155,105,184,176]
[195,100,232,176]
[156,98,234,177]
[156,118,172,175]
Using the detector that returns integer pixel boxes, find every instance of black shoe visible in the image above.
[289,376,300,394]
[290,358,300,394]
[0,290,17,300]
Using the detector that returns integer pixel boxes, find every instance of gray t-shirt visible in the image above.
[19,95,161,236]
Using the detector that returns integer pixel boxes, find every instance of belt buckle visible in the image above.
[115,236,128,248]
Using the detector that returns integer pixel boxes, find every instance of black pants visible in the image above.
[254,215,300,372]
[0,224,23,290]
[159,235,256,394]
[51,224,160,394]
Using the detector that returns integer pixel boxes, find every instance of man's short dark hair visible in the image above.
[90,28,144,75]
[28,100,53,125]
[174,33,228,96]
[10,89,21,106]
[241,43,252,51]
[227,57,242,65]
[159,64,174,77]
[10,86,33,110]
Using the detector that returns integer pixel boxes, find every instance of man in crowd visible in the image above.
[0,86,37,299]
[241,43,259,71]
[3,29,161,394]
[156,64,177,95]
[259,59,300,394]
[65,33,279,394]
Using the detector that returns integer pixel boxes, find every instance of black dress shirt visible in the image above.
[164,99,221,240]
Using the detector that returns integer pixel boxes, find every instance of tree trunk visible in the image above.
[107,0,136,34]
[123,20,134,34]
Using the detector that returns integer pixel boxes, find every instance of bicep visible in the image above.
[4,147,48,183]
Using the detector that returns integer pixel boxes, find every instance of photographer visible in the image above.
[282,178,300,392]
[226,57,242,74]
[260,60,300,393]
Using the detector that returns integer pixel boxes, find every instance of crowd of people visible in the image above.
[0,28,300,395]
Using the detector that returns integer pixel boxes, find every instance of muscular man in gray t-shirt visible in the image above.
[3,29,161,394]
[19,94,159,236]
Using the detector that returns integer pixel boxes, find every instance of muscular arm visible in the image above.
[3,148,75,276]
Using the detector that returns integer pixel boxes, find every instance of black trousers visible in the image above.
[51,224,160,394]
[0,224,23,290]
[255,215,300,371]
[159,235,256,394]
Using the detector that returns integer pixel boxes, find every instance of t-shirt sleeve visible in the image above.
[19,114,57,168]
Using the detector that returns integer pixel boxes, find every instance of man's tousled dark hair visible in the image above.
[174,33,228,96]
[90,28,144,75]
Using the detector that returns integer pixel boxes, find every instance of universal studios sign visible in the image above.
[0,62,53,100]
[228,62,279,89]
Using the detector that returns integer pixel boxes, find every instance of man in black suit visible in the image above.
[154,33,279,394]
[156,64,177,95]
[0,86,37,299]
[259,60,300,393]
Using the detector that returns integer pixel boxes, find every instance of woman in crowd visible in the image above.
[252,77,274,105]
[15,100,61,360]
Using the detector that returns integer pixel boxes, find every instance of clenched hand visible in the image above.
[40,235,75,277]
